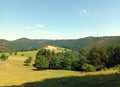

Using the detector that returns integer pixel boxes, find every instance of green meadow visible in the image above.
[0,51,120,87]
[16,51,37,58]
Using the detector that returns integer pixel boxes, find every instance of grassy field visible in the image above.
[0,45,71,58]
[0,54,120,87]
[0,50,38,58]
[16,51,37,58]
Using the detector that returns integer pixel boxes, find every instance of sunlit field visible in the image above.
[0,55,120,87]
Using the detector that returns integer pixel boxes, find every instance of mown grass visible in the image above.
[0,55,120,87]
[0,45,71,58]
[0,50,38,58]
[16,51,37,58]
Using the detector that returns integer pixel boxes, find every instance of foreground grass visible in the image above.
[0,56,120,87]
[13,74,120,87]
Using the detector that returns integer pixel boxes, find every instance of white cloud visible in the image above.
[80,10,87,14]
[25,26,33,29]
[36,24,44,28]
[83,10,87,13]
[25,24,44,30]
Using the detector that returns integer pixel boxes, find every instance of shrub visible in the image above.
[14,52,17,55]
[24,56,33,66]
[21,54,24,56]
[9,52,13,55]
[82,63,96,72]
[0,54,8,61]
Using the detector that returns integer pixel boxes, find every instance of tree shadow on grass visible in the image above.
[3,73,120,87]
[32,68,48,71]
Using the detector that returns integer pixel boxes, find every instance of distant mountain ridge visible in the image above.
[0,36,120,52]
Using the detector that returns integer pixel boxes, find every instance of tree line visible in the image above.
[33,45,120,71]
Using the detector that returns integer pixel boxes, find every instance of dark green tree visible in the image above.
[49,55,62,69]
[107,45,120,67]
[72,55,87,71]
[36,49,52,60]
[88,45,107,70]
[79,48,89,58]
[34,56,49,70]
[62,57,72,70]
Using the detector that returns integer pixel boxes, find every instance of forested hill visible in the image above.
[0,36,120,52]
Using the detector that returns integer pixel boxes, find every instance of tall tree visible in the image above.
[49,55,62,69]
[107,45,120,67]
[88,45,107,70]
[34,56,49,70]
[33,49,50,70]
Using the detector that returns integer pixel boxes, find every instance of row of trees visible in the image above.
[33,45,120,71]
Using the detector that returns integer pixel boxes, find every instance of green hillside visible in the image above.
[11,38,53,51]
[48,36,120,50]
[0,39,13,52]
[0,36,120,52]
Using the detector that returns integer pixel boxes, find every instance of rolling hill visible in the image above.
[0,36,120,52]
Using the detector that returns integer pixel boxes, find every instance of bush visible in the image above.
[21,54,24,56]
[9,52,13,55]
[14,52,17,55]
[24,56,33,66]
[0,54,8,61]
[82,63,96,72]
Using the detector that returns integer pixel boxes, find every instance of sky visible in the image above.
[0,0,120,40]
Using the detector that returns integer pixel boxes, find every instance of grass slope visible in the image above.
[0,55,120,87]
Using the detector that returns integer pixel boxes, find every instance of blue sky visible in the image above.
[0,0,120,40]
